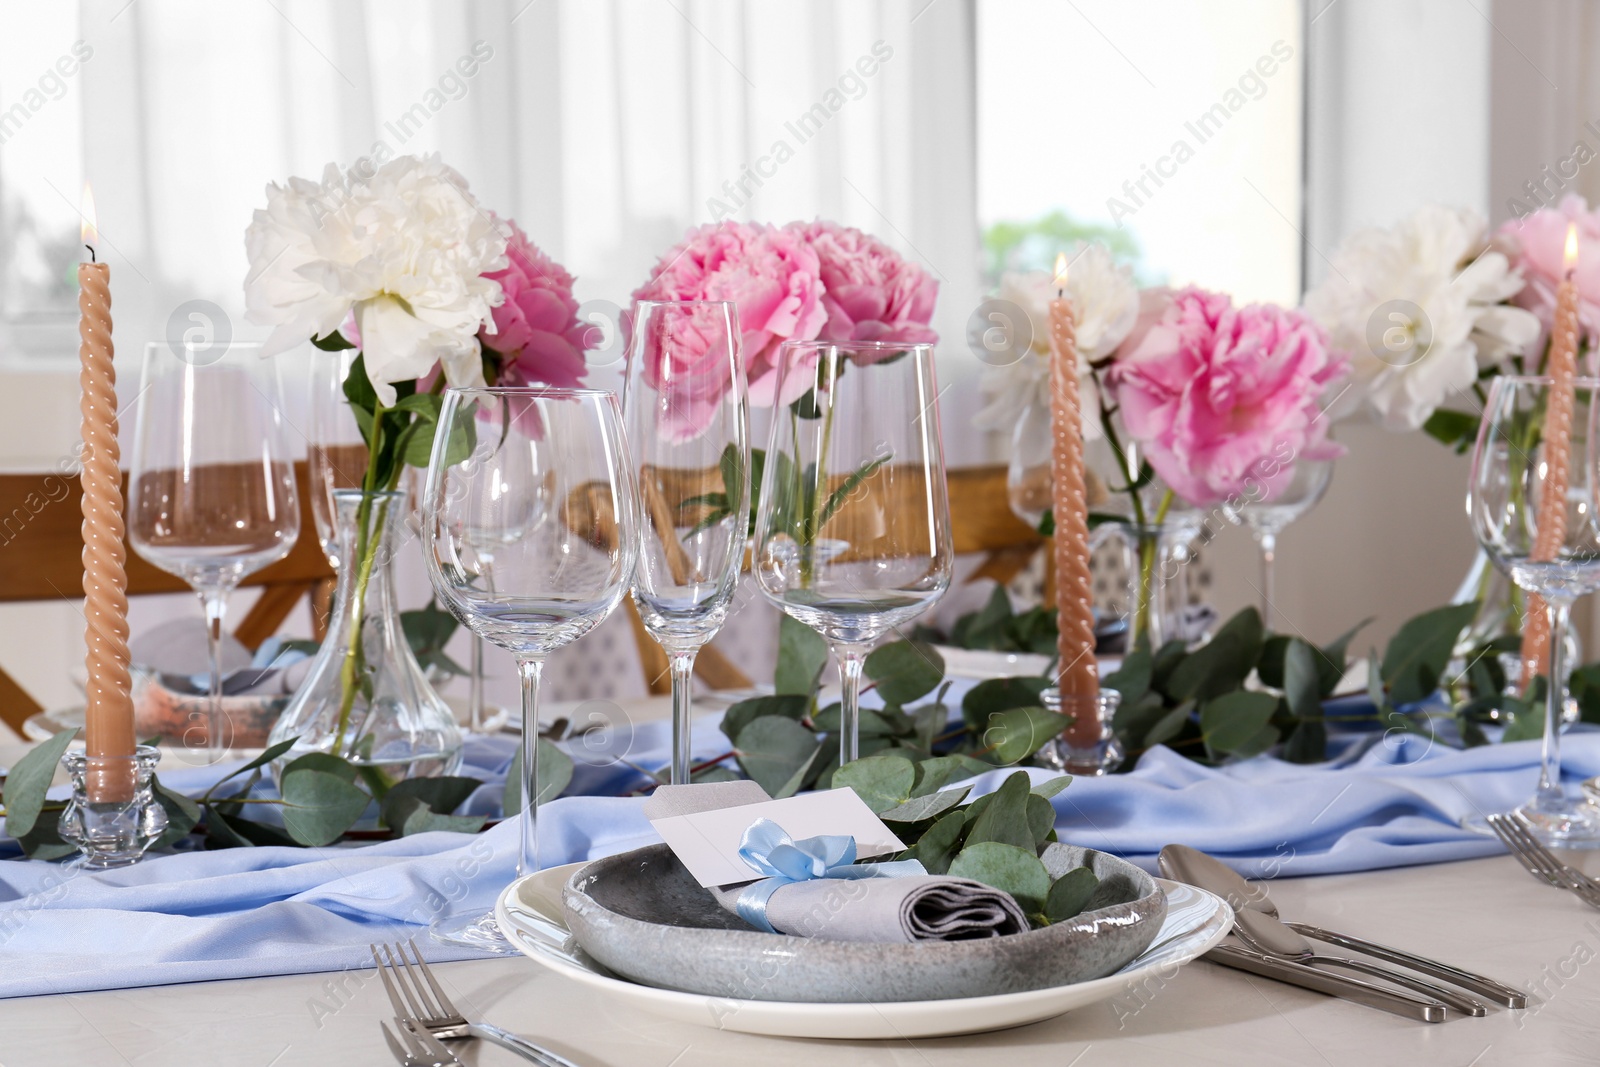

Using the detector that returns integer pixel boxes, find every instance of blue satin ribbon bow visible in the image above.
[732,817,926,933]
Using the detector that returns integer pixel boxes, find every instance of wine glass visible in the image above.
[421,386,639,950]
[752,340,953,765]
[127,341,302,765]
[1467,374,1600,844]
[622,300,749,783]
[1224,457,1334,630]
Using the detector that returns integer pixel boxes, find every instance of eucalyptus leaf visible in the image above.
[982,705,1070,765]
[735,716,822,796]
[948,841,1051,913]
[1381,601,1479,706]
[878,785,971,824]
[1025,793,1056,846]
[775,615,829,697]
[1030,775,1073,800]
[151,774,202,849]
[1199,690,1279,753]
[501,738,576,818]
[1044,866,1100,922]
[832,754,918,813]
[865,641,945,706]
[1283,640,1323,722]
[282,751,360,784]
[1166,608,1264,701]
[2,727,76,839]
[1143,701,1194,748]
[280,769,371,846]
[718,694,809,746]
[915,810,968,874]
[1282,718,1327,763]
[911,754,988,797]
[961,676,1050,735]
[965,771,1034,850]
[380,776,481,831]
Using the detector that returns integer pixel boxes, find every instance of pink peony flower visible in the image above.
[1107,287,1348,507]
[633,221,829,412]
[792,220,939,357]
[479,218,590,390]
[1494,194,1600,346]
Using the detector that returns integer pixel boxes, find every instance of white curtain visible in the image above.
[0,0,985,709]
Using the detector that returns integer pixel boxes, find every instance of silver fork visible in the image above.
[1487,812,1600,909]
[381,1020,462,1067]
[372,940,583,1067]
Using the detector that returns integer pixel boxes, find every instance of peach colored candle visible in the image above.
[78,192,135,803]
[1519,224,1582,690]
[1049,253,1099,741]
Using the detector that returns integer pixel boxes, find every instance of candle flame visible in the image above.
[80,183,97,248]
[1566,222,1580,273]
[1053,252,1069,291]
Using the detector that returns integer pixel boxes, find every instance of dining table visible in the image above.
[4,694,1600,1067]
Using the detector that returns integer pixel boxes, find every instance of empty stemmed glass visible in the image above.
[753,340,953,765]
[127,341,302,765]
[1224,457,1334,630]
[622,300,749,783]
[421,387,639,950]
[1467,375,1600,844]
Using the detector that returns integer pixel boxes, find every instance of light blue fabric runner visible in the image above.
[3,702,1599,999]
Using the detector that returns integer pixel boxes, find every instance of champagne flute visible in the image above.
[622,300,749,783]
[1467,374,1600,843]
[752,340,953,765]
[421,386,639,950]
[127,341,301,764]
[1224,457,1334,630]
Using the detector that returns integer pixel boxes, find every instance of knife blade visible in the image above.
[1205,942,1448,1023]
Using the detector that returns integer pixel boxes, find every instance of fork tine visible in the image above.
[1502,816,1571,883]
[405,938,460,1019]
[380,1021,411,1065]
[371,944,414,1022]
[392,941,443,1020]
[407,1023,458,1062]
[382,943,432,1022]
[1490,815,1561,884]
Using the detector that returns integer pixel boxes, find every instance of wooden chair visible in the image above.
[0,461,334,738]
[590,463,1042,696]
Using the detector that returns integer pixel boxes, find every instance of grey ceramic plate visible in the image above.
[561,842,1167,1003]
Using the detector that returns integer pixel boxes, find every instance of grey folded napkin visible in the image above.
[711,874,1030,944]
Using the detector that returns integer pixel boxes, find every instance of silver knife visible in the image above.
[1285,922,1528,1009]
[1206,942,1448,1022]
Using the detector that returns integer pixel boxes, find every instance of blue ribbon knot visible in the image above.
[732,817,925,933]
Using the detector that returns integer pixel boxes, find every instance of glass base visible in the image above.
[1038,688,1124,775]
[428,910,521,954]
[1462,796,1600,849]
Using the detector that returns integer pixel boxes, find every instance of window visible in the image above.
[975,0,1305,305]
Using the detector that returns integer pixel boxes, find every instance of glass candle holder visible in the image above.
[58,746,167,868]
[1040,689,1123,775]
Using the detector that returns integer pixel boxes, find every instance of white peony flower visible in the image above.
[974,244,1138,438]
[245,154,509,406]
[1303,204,1540,432]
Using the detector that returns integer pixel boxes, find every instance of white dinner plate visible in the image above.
[493,864,1232,1040]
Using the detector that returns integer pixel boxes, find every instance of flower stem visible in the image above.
[1135,489,1175,642]
[332,396,388,758]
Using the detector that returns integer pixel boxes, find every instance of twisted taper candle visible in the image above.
[1049,295,1100,737]
[78,259,135,803]
[1519,270,1582,691]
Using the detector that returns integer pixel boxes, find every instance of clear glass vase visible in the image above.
[1106,516,1205,648]
[268,489,462,783]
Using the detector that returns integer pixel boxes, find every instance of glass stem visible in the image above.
[468,634,485,734]
[197,588,228,764]
[1538,598,1573,808]
[834,643,867,765]
[1256,529,1278,631]
[669,650,696,784]
[516,657,545,879]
